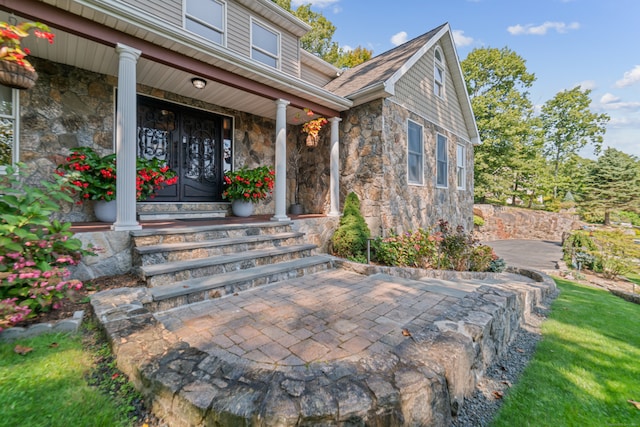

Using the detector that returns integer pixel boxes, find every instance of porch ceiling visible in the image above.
[0,3,348,124]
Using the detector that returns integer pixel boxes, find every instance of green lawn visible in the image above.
[0,332,133,427]
[492,278,640,426]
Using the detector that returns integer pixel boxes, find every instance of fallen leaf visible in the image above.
[628,399,640,410]
[492,391,504,399]
[401,328,412,337]
[14,345,33,355]
[48,342,59,348]
[501,380,512,387]
[516,348,525,353]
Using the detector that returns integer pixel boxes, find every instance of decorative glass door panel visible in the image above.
[136,95,229,202]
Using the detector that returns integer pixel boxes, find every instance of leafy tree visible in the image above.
[580,148,640,225]
[461,47,541,203]
[540,87,609,198]
[271,0,372,68]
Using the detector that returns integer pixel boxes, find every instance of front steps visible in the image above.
[136,202,228,221]
[130,221,334,311]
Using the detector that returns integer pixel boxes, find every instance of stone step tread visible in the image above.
[130,221,292,238]
[135,231,305,255]
[140,244,318,276]
[138,210,226,220]
[150,255,333,301]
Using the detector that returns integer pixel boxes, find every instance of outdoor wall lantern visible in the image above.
[191,77,206,89]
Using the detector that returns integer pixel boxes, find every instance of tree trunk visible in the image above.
[604,210,610,226]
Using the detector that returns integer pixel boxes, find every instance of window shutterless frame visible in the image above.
[456,144,465,190]
[250,18,280,68]
[407,120,424,185]
[0,85,18,173]
[436,133,448,188]
[184,0,226,46]
[434,47,445,99]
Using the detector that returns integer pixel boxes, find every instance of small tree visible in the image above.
[331,192,370,262]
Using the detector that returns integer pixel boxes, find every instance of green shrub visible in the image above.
[469,244,496,272]
[590,230,639,279]
[473,215,485,227]
[372,228,437,268]
[0,165,95,330]
[331,192,370,262]
[562,230,598,269]
[436,220,476,271]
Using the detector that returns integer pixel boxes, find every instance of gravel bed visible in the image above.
[451,289,558,426]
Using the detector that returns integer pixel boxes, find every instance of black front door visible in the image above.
[136,96,231,202]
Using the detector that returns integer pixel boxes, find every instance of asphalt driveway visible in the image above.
[486,239,563,272]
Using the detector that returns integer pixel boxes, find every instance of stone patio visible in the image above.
[91,265,556,426]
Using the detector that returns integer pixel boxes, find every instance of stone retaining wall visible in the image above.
[474,204,583,242]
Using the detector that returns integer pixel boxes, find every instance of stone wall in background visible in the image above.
[474,204,583,242]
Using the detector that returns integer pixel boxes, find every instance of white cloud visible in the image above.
[291,0,340,7]
[507,21,580,36]
[598,93,640,111]
[577,80,597,91]
[600,93,620,104]
[452,30,474,47]
[614,65,640,88]
[341,44,353,52]
[390,31,408,46]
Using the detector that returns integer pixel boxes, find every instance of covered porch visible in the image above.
[1,0,350,229]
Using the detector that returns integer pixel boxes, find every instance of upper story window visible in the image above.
[436,133,448,187]
[251,19,280,68]
[407,120,424,185]
[434,47,445,98]
[185,0,225,45]
[457,144,466,189]
[0,85,18,172]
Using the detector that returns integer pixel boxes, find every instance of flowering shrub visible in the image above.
[0,21,55,71]
[372,229,439,268]
[55,147,178,202]
[222,166,274,203]
[371,220,505,272]
[0,165,95,331]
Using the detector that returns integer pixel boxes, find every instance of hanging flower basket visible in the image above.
[0,60,38,89]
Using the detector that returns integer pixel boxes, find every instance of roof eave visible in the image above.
[346,82,393,107]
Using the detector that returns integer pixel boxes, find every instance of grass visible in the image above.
[0,330,136,427]
[492,277,640,427]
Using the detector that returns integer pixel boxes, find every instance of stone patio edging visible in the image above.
[0,310,85,342]
[90,266,557,426]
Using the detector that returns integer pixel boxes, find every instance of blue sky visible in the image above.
[292,0,640,158]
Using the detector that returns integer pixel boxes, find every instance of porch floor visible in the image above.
[69,213,325,233]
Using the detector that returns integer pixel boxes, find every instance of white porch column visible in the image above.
[112,43,142,231]
[271,99,290,222]
[328,116,342,216]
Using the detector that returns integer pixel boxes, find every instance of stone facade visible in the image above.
[339,99,475,237]
[474,204,583,242]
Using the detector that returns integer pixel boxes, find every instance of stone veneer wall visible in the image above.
[19,58,277,222]
[474,204,583,242]
[339,99,474,237]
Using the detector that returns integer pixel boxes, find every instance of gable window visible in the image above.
[251,19,279,68]
[436,133,448,187]
[434,47,445,98]
[185,0,225,45]
[457,144,466,189]
[407,120,423,185]
[0,85,17,172]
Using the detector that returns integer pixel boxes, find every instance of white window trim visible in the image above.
[184,0,227,47]
[0,87,19,174]
[436,133,448,188]
[457,144,466,190]
[407,119,424,186]
[250,17,281,69]
[434,46,445,99]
